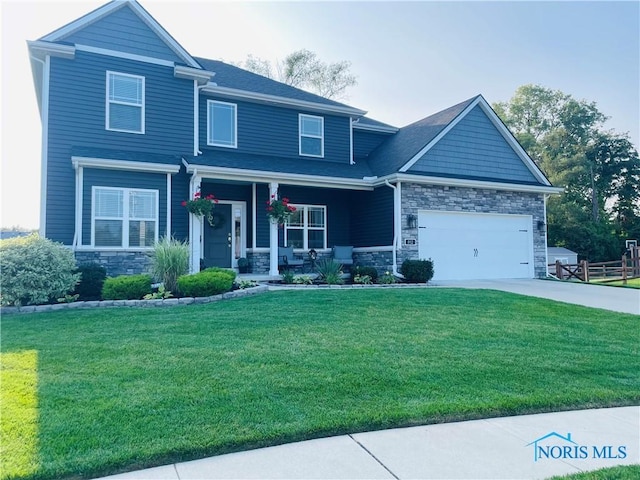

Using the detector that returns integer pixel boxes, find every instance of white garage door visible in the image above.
[417,211,534,281]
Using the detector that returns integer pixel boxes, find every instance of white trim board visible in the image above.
[72,156,180,174]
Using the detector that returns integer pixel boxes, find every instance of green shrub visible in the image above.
[203,267,237,283]
[281,270,295,284]
[293,275,313,285]
[315,259,343,284]
[102,274,152,300]
[0,234,80,306]
[177,270,234,297]
[150,236,189,294]
[353,274,372,285]
[378,271,397,284]
[351,265,378,283]
[74,263,107,301]
[400,259,434,283]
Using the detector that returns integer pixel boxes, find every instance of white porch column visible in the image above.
[189,175,202,273]
[269,182,279,276]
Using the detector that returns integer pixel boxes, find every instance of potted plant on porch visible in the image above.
[182,190,219,227]
[237,257,250,274]
[266,195,296,225]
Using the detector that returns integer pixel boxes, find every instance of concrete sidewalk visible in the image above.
[99,406,639,480]
[434,279,640,315]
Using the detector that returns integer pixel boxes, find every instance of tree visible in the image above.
[494,84,640,261]
[237,49,357,100]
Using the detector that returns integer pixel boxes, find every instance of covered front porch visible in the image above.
[184,169,396,277]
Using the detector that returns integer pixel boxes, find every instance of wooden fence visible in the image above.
[550,247,640,284]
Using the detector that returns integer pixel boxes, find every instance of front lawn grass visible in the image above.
[2,289,639,480]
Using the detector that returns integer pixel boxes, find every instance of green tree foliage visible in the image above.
[238,49,357,100]
[494,85,640,261]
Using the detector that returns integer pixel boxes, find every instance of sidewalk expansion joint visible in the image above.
[173,464,181,480]
[348,434,399,480]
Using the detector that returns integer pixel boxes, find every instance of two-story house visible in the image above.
[28,0,561,282]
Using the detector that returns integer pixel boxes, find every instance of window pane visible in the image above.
[110,75,142,104]
[95,189,123,218]
[210,102,236,146]
[109,103,142,132]
[308,230,324,249]
[301,137,322,156]
[129,220,156,247]
[286,229,304,249]
[301,116,322,136]
[307,207,325,228]
[95,220,123,247]
[129,191,156,219]
[287,209,303,227]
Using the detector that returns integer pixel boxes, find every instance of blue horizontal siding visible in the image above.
[350,187,394,247]
[45,52,193,243]
[353,130,393,160]
[199,96,351,164]
[409,105,538,183]
[60,4,184,64]
[170,170,190,242]
[81,168,168,246]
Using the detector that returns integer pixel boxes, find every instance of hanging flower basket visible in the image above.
[266,195,296,225]
[182,191,219,227]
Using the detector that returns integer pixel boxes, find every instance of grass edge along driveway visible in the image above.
[2,288,639,480]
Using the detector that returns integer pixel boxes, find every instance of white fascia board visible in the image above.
[200,85,367,117]
[77,44,174,67]
[184,163,373,191]
[174,65,215,85]
[376,173,564,195]
[40,0,201,69]
[352,122,398,134]
[72,156,180,174]
[27,40,76,60]
[399,97,481,173]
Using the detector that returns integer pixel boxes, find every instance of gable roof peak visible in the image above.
[39,0,201,69]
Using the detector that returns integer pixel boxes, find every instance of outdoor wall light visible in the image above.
[537,220,546,231]
[407,214,417,229]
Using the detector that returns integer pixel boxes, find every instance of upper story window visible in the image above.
[285,204,326,249]
[106,72,145,134]
[92,187,158,248]
[208,100,237,148]
[299,114,324,157]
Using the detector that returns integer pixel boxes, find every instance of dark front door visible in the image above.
[203,204,232,268]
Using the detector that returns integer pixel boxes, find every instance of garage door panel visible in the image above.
[418,211,534,281]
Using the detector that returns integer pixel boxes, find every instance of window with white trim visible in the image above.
[106,72,145,133]
[208,100,237,147]
[299,114,324,157]
[92,187,158,248]
[285,205,326,249]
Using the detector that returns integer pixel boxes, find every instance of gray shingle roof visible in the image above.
[195,57,361,112]
[187,150,374,180]
[366,96,479,177]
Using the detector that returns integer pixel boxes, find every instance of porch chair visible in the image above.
[332,246,354,270]
[278,246,304,271]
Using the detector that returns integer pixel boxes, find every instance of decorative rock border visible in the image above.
[1,285,269,315]
[1,282,438,315]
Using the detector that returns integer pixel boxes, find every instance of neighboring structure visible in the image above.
[547,247,579,274]
[28,0,562,280]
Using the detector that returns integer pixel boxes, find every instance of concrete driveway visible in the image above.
[434,278,639,315]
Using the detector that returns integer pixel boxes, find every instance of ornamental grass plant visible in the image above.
[150,236,190,294]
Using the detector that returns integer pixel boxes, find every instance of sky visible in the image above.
[1,0,639,230]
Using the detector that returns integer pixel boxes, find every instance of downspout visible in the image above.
[384,179,401,277]
[543,193,551,278]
